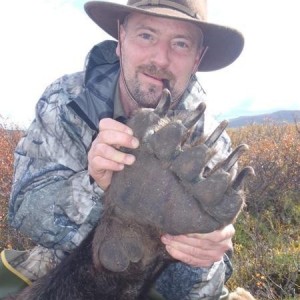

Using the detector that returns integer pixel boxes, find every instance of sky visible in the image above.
[1,0,300,128]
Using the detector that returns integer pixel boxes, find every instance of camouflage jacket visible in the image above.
[9,40,232,299]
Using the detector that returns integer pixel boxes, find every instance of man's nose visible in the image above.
[150,41,171,69]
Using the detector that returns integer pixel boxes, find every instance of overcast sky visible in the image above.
[1,0,300,128]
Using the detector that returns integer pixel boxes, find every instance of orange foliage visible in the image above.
[0,116,31,251]
[229,122,300,217]
[0,119,299,297]
[0,117,23,198]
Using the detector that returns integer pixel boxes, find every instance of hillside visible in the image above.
[228,110,300,128]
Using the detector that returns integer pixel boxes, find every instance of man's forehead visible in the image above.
[124,12,203,37]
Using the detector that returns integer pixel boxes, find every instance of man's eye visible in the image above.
[175,41,189,48]
[139,33,152,40]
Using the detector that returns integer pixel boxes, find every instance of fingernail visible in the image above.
[126,128,133,135]
[118,164,124,170]
[125,154,135,165]
[161,234,171,243]
[165,245,173,253]
[131,138,139,148]
[163,234,172,239]
[161,236,167,243]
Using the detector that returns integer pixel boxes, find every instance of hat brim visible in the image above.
[84,1,244,72]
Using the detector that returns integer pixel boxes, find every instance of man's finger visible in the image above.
[92,143,135,165]
[99,118,133,135]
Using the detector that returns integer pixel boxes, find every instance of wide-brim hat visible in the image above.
[84,0,244,72]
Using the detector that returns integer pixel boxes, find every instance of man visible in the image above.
[6,0,244,299]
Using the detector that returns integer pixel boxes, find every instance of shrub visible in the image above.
[0,117,23,199]
[0,116,34,251]
[229,123,300,217]
[0,118,299,298]
[227,123,300,299]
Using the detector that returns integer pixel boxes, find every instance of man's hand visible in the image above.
[161,224,235,268]
[88,118,139,190]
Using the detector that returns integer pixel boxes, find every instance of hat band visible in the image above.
[133,0,198,19]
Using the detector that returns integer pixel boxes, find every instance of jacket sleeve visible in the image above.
[155,258,229,300]
[8,72,104,252]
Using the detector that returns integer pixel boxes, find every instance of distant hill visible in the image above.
[228,110,300,128]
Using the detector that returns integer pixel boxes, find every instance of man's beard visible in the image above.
[126,64,176,108]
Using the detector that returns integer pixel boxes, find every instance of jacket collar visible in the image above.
[69,40,121,131]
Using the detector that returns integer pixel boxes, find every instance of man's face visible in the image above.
[116,13,204,108]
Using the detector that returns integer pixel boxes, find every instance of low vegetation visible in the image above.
[0,117,34,251]
[227,122,300,299]
[0,116,299,299]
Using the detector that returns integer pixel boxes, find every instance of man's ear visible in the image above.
[116,42,121,58]
[116,24,125,58]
